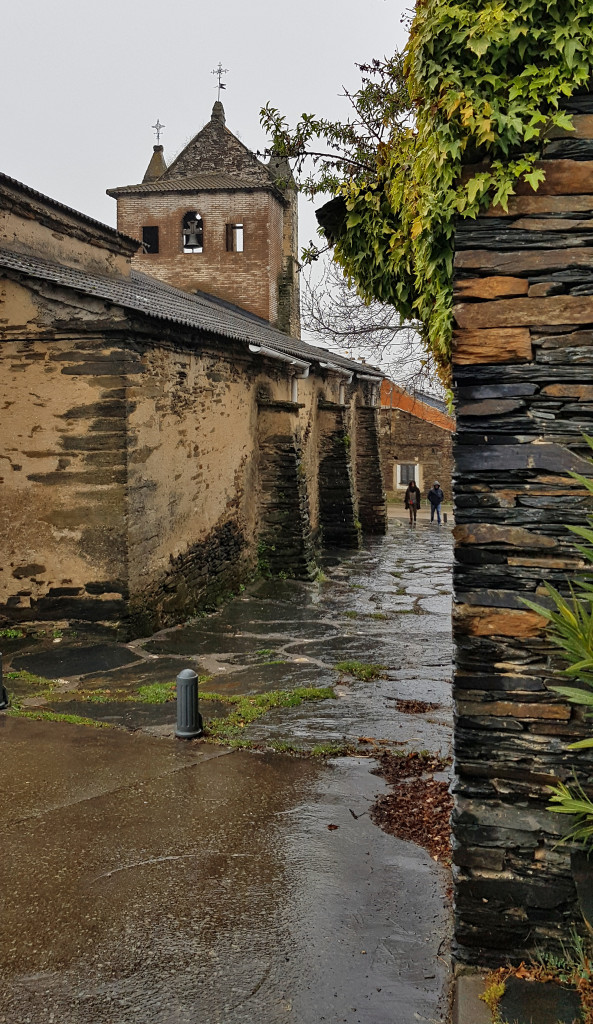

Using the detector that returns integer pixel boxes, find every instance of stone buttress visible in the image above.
[355,403,387,535]
[256,397,317,580]
[451,99,593,961]
[317,399,361,549]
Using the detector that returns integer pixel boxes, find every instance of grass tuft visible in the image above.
[335,661,387,682]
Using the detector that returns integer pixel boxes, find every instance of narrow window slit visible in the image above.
[142,226,159,254]
[226,223,244,252]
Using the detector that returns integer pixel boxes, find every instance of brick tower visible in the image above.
[108,102,300,336]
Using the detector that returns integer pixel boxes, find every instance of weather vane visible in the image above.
[151,119,165,145]
[211,63,229,101]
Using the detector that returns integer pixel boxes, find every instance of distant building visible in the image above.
[379,381,455,501]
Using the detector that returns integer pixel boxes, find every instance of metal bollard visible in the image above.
[0,653,9,710]
[175,668,203,740]
[443,512,448,524]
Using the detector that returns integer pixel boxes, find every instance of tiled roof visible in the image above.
[107,172,279,197]
[413,391,448,414]
[380,380,455,430]
[0,247,382,377]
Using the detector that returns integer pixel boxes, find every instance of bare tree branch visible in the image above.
[301,261,445,397]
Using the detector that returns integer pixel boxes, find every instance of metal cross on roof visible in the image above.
[211,63,229,101]
[151,119,165,145]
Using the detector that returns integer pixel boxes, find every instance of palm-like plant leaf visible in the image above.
[548,780,593,851]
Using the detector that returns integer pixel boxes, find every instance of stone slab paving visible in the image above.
[2,517,454,750]
[1,516,456,1022]
[453,972,586,1024]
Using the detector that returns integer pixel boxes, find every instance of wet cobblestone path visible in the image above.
[6,515,453,753]
[1,514,454,1024]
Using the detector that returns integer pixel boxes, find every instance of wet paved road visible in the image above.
[1,515,454,1023]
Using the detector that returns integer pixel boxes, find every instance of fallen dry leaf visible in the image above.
[370,752,452,862]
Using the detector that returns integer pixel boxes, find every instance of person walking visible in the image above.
[428,481,444,524]
[404,479,421,525]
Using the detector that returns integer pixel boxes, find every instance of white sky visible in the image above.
[2,0,409,249]
[1,1,431,385]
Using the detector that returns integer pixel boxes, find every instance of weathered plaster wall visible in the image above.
[0,180,136,278]
[1,272,386,636]
[452,107,593,961]
[125,337,261,632]
[115,190,284,326]
[0,324,131,627]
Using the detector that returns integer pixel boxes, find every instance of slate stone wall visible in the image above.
[355,406,387,535]
[317,403,361,549]
[257,400,317,580]
[452,104,593,962]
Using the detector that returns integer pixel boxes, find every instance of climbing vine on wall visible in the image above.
[262,1,593,381]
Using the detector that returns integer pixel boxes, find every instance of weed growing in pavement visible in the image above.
[6,669,56,690]
[480,928,593,1023]
[82,689,111,704]
[136,681,176,704]
[335,661,387,682]
[343,610,359,619]
[201,686,336,746]
[268,738,356,757]
[4,706,111,728]
[0,627,25,639]
[135,677,212,704]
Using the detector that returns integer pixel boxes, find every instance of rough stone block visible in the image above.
[454,295,593,331]
[454,277,529,300]
[453,328,533,364]
[454,523,557,549]
[454,605,548,638]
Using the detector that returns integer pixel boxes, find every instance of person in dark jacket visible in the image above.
[428,481,444,524]
[404,480,421,524]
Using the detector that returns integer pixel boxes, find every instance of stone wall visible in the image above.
[257,401,317,579]
[452,106,593,961]
[380,408,454,502]
[317,403,360,549]
[355,407,387,535]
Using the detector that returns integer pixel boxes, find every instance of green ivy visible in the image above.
[265,2,593,381]
[346,1,593,376]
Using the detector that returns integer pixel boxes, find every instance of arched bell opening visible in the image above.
[182,212,203,253]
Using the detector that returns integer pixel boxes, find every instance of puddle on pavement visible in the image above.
[4,517,453,754]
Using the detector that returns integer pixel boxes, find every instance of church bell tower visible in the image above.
[107,101,300,337]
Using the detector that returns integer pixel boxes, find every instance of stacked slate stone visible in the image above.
[317,403,361,549]
[257,415,317,581]
[355,407,388,535]
[452,98,593,962]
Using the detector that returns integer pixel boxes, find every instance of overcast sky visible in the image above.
[2,0,409,250]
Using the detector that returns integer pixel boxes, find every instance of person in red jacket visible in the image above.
[404,480,421,525]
